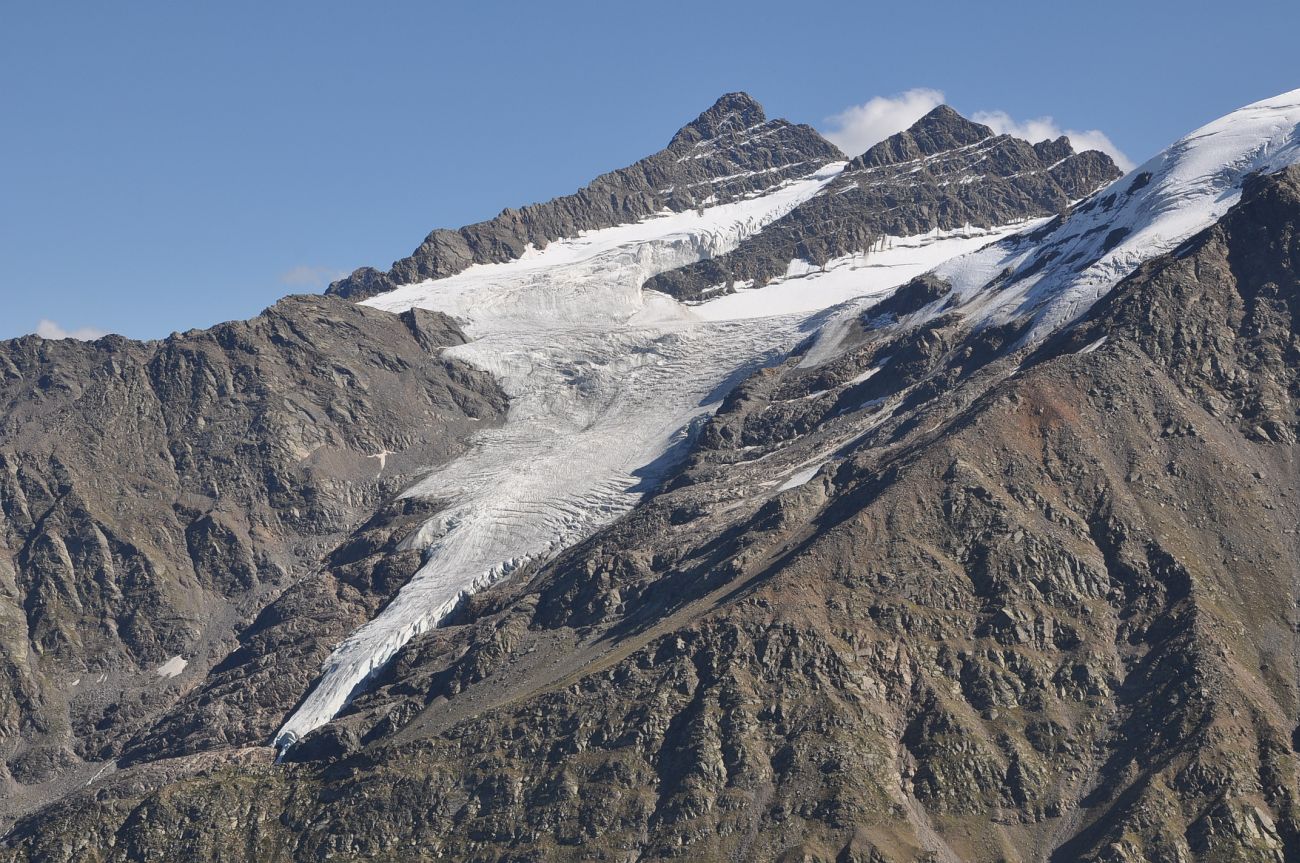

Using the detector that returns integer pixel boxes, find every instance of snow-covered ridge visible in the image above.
[274,161,1022,749]
[929,88,1300,340]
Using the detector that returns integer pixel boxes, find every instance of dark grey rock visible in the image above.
[645,105,1122,301]
[0,295,505,816]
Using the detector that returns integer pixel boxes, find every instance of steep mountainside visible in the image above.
[4,89,1299,863]
[0,296,505,816]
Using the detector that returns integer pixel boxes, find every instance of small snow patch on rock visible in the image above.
[155,656,187,679]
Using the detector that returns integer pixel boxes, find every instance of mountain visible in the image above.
[4,88,1300,863]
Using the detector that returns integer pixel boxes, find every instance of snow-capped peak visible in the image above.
[931,88,1300,340]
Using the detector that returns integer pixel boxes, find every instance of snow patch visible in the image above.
[154,656,187,679]
[777,463,824,492]
[846,364,886,385]
[1077,336,1108,354]
[367,449,396,474]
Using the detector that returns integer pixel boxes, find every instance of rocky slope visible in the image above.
[0,296,505,817]
[645,105,1121,302]
[325,92,845,301]
[7,151,1294,863]
[3,88,1298,863]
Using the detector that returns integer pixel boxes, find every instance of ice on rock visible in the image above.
[272,162,1023,750]
[928,88,1300,340]
[691,224,1031,323]
[776,463,824,492]
[154,656,187,679]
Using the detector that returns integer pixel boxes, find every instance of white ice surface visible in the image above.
[776,463,824,492]
[1078,336,1108,355]
[154,656,187,679]
[273,162,1018,749]
[691,224,1029,322]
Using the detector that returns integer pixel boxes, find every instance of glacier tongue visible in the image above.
[272,162,1032,750]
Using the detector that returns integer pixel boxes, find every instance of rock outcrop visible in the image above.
[645,105,1121,301]
[0,295,505,818]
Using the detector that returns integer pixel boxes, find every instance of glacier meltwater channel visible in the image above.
[271,162,1045,749]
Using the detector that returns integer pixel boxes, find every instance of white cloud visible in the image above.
[821,90,1134,173]
[279,264,346,288]
[971,110,1135,172]
[35,319,108,341]
[821,88,947,156]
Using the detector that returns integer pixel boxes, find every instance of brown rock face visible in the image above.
[5,155,1297,862]
[0,295,505,817]
[645,105,1122,301]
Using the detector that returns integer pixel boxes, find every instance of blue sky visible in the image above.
[3,0,1297,341]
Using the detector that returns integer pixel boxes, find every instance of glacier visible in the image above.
[275,88,1300,751]
[272,163,1026,749]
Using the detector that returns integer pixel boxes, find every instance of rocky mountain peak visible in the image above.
[327,92,840,301]
[668,91,768,148]
[853,103,995,167]
[1031,134,1075,163]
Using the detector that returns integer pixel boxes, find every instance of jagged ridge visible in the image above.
[326,93,844,300]
[644,104,1121,301]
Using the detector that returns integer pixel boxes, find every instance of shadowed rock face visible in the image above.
[0,295,506,816]
[5,142,1297,863]
[325,92,846,301]
[645,105,1122,301]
